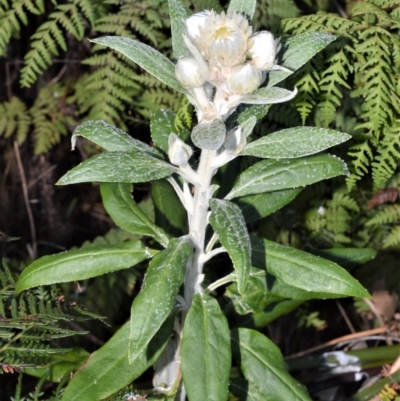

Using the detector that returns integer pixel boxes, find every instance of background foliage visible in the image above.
[0,0,399,400]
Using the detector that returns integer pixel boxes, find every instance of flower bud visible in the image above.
[168,133,193,166]
[247,31,280,70]
[223,126,246,155]
[226,63,263,94]
[175,56,206,88]
[186,10,210,40]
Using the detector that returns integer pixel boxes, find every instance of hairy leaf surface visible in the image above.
[227,0,256,19]
[209,199,251,293]
[57,152,175,185]
[101,183,169,247]
[243,127,350,158]
[61,316,174,401]
[234,188,302,223]
[15,241,152,294]
[168,0,190,59]
[231,328,313,401]
[71,120,159,156]
[251,237,370,298]
[91,36,187,94]
[129,238,192,363]
[182,293,231,401]
[226,154,349,199]
[191,118,226,150]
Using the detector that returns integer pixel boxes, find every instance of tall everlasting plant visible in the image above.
[15,1,373,400]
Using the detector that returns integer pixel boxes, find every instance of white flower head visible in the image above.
[186,10,252,68]
[247,31,281,70]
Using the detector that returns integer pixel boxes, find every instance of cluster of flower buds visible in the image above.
[175,10,281,122]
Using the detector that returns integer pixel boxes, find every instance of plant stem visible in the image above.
[184,149,217,307]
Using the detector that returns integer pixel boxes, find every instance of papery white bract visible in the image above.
[176,9,283,122]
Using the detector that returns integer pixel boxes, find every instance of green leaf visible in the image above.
[251,237,371,298]
[191,118,226,150]
[237,299,303,329]
[230,378,270,401]
[15,241,152,294]
[209,199,251,293]
[72,120,159,156]
[168,0,190,59]
[240,116,257,137]
[231,328,313,401]
[151,109,176,154]
[181,293,231,401]
[61,316,174,401]
[268,32,337,88]
[57,152,175,185]
[151,179,188,238]
[226,154,349,200]
[234,188,302,223]
[100,183,169,247]
[316,248,377,269]
[91,36,187,94]
[226,266,345,316]
[242,87,298,105]
[243,127,351,159]
[227,0,256,19]
[129,238,192,362]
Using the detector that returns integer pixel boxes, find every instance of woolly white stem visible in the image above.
[184,149,217,306]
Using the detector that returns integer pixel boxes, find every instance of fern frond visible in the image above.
[383,225,400,248]
[174,97,194,132]
[30,84,76,154]
[346,137,374,190]
[20,0,92,87]
[0,0,45,56]
[292,60,320,124]
[0,97,31,144]
[352,27,398,137]
[317,39,353,126]
[371,124,400,189]
[366,204,400,226]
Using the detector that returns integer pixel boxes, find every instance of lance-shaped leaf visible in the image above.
[233,188,302,223]
[209,199,251,293]
[231,328,313,401]
[268,32,337,87]
[251,237,370,298]
[242,87,298,105]
[57,151,176,185]
[225,154,349,200]
[316,247,377,269]
[91,36,187,94]
[181,293,231,401]
[129,238,192,363]
[243,127,351,159]
[15,241,152,294]
[168,0,190,59]
[227,0,256,19]
[72,120,159,156]
[191,118,226,150]
[237,299,303,329]
[240,115,257,137]
[225,266,348,316]
[101,183,169,247]
[61,316,174,401]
